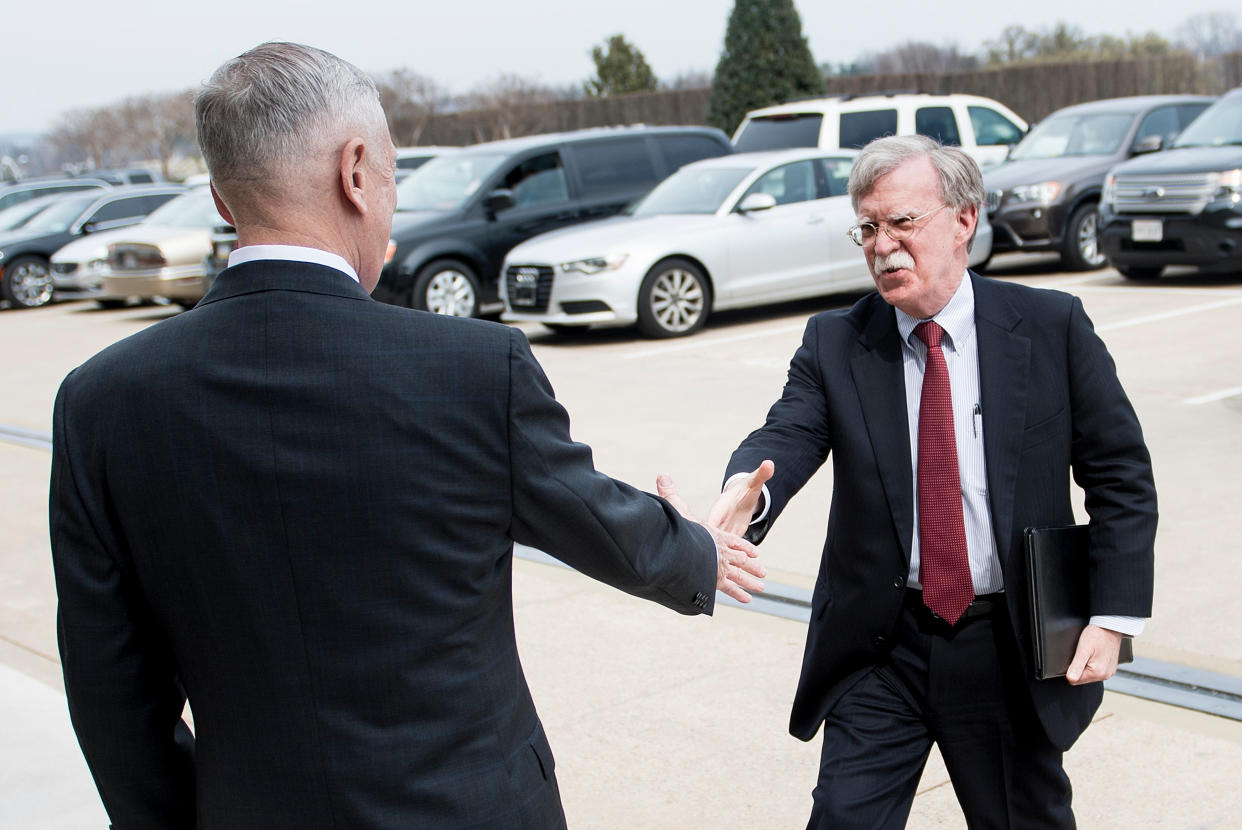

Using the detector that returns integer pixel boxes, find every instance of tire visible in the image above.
[1116,264,1163,281]
[1060,203,1106,271]
[413,259,480,318]
[1,256,54,308]
[95,298,127,310]
[636,258,710,338]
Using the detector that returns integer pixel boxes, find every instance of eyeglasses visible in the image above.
[847,205,948,247]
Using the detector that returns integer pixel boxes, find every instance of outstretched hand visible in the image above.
[656,474,766,603]
[707,460,775,537]
[1066,625,1124,685]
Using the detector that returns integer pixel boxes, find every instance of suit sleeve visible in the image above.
[725,316,833,543]
[1066,297,1157,617]
[504,328,718,615]
[49,373,196,829]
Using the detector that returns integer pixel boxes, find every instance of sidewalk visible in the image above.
[6,556,1242,828]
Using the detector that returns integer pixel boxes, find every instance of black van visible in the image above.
[372,126,733,316]
[1098,86,1242,279]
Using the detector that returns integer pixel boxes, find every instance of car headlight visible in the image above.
[1101,174,1116,209]
[1210,169,1242,202]
[1008,182,1061,205]
[558,253,628,275]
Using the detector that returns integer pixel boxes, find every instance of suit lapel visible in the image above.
[849,299,915,564]
[973,274,1031,567]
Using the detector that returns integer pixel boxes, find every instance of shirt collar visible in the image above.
[895,271,975,352]
[228,244,359,284]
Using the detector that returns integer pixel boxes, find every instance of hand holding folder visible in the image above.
[1023,524,1134,681]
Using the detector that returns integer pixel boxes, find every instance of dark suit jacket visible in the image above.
[726,273,1156,752]
[50,260,717,829]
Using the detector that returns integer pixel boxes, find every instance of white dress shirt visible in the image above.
[228,244,360,283]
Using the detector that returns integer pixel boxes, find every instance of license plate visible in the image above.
[512,284,537,306]
[1131,219,1163,242]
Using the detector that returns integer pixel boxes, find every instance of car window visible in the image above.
[1175,104,1212,133]
[744,160,819,206]
[17,194,97,232]
[0,190,33,210]
[915,106,961,146]
[1172,94,1242,147]
[629,166,752,215]
[396,152,508,212]
[656,134,731,171]
[1010,112,1134,159]
[145,189,223,227]
[1133,107,1180,151]
[570,138,658,199]
[85,196,155,226]
[733,114,822,152]
[504,152,569,209]
[839,110,898,149]
[128,172,154,184]
[817,157,854,198]
[969,106,1024,146]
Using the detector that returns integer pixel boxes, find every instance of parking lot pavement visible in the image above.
[3,261,1241,825]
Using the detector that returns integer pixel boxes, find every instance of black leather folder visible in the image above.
[1023,524,1134,680]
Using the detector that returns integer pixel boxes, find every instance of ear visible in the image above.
[955,202,978,246]
[209,182,235,226]
[338,137,369,217]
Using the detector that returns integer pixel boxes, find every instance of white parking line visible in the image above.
[623,322,809,360]
[1095,297,1242,333]
[1076,285,1242,298]
[1185,386,1242,406]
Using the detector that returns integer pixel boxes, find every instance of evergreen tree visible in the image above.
[707,0,824,135]
[586,35,659,97]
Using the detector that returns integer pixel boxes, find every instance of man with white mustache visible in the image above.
[684,135,1156,827]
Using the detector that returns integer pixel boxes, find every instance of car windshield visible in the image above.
[395,152,508,211]
[16,194,96,233]
[1008,112,1134,159]
[0,197,57,231]
[144,188,223,228]
[1173,96,1242,147]
[628,167,753,215]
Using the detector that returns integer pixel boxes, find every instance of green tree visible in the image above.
[585,34,658,96]
[706,0,824,135]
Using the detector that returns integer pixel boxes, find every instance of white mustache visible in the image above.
[873,251,915,273]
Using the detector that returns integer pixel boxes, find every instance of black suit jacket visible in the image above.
[50,261,717,829]
[726,273,1156,751]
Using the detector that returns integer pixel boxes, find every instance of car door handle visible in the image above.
[806,214,825,224]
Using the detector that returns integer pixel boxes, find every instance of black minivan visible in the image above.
[372,126,733,316]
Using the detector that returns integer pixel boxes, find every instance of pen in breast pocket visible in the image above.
[973,403,981,437]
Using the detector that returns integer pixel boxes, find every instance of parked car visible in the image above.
[374,125,734,317]
[0,176,110,212]
[0,185,184,308]
[500,149,992,338]
[984,95,1214,271]
[395,146,458,181]
[732,92,1028,168]
[52,186,221,307]
[0,193,72,231]
[1098,86,1242,280]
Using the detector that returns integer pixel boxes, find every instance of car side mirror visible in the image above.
[738,192,777,213]
[484,189,515,215]
[1133,135,1163,155]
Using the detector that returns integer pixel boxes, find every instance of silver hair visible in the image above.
[196,42,385,188]
[847,134,985,213]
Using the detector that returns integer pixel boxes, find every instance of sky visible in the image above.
[0,0,1237,135]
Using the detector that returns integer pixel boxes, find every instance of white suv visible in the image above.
[732,92,1027,168]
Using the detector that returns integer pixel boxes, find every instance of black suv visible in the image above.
[373,126,732,316]
[1099,86,1242,279]
[984,95,1213,271]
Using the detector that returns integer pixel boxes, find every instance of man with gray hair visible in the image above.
[50,42,763,828]
[691,135,1156,826]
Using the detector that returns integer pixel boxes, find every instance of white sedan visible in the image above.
[501,149,992,338]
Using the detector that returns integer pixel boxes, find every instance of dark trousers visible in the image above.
[807,594,1074,830]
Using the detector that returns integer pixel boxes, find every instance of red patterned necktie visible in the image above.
[914,320,973,624]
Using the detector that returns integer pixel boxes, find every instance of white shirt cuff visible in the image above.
[1088,615,1145,637]
[724,472,770,526]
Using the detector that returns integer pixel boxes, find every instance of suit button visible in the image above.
[893,577,904,589]
[872,635,887,648]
